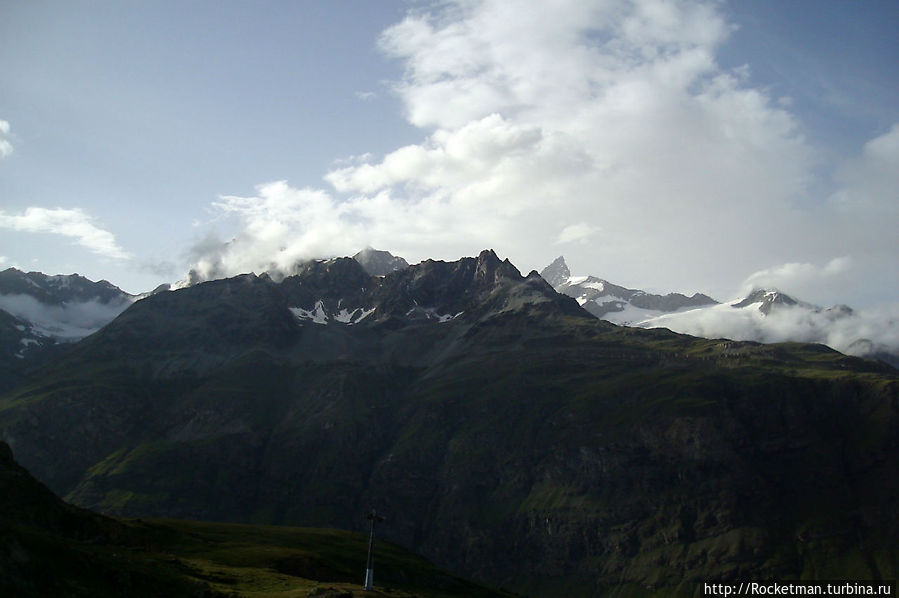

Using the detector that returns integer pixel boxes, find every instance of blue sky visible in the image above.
[1,0,896,309]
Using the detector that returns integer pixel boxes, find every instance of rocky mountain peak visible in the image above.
[539,256,571,287]
[353,247,409,276]
[733,289,801,315]
[474,249,521,283]
[362,249,542,321]
[279,257,371,312]
[540,258,719,323]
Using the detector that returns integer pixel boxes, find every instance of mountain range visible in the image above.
[539,256,718,323]
[5,251,893,370]
[1,249,897,596]
[541,256,899,368]
[0,248,410,363]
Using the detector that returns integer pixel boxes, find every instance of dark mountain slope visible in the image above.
[1,251,897,597]
[0,441,509,597]
[0,440,210,597]
[81,273,299,370]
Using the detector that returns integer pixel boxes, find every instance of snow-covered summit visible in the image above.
[731,288,816,315]
[539,257,717,324]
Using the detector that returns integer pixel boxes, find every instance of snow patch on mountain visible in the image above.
[16,337,41,359]
[289,300,377,325]
[290,302,329,325]
[404,302,465,322]
[334,307,376,323]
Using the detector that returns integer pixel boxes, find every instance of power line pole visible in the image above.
[363,509,386,591]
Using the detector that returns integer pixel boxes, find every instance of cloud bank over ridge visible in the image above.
[639,299,899,364]
[183,0,897,309]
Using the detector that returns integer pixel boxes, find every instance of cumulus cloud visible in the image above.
[187,170,533,282]
[556,223,601,244]
[0,119,12,159]
[315,0,819,293]
[187,0,895,309]
[0,207,132,260]
[326,114,553,196]
[186,182,368,282]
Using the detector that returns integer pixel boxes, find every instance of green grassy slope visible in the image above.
[0,441,512,598]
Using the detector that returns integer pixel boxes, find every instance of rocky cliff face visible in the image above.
[1,251,897,597]
[353,247,410,276]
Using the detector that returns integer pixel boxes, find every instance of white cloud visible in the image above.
[0,119,12,159]
[739,257,853,302]
[188,0,895,310]
[317,0,819,293]
[187,181,368,282]
[0,207,131,260]
[830,124,899,220]
[556,223,601,244]
[640,300,899,362]
[325,113,567,201]
[822,123,899,305]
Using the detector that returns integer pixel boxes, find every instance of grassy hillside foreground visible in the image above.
[0,441,511,598]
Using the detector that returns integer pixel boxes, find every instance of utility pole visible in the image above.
[363,509,386,591]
